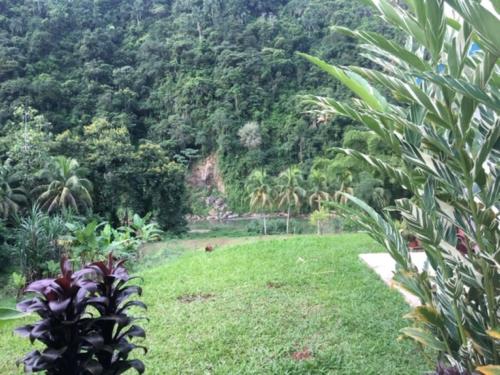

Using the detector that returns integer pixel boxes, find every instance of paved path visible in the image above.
[359,252,430,307]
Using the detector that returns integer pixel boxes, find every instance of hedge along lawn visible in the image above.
[0,233,431,374]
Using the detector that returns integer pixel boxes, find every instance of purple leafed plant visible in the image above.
[15,254,146,375]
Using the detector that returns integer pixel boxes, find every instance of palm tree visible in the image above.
[276,166,306,234]
[0,159,27,219]
[246,169,273,235]
[33,156,93,214]
[307,169,330,210]
[334,171,354,205]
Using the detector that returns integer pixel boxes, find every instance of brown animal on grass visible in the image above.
[205,245,214,252]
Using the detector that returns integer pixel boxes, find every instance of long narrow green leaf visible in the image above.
[298,53,388,112]
[369,0,427,46]
[421,72,500,112]
[0,308,29,326]
[445,0,500,56]
[332,26,431,71]
[333,147,418,193]
[400,327,448,352]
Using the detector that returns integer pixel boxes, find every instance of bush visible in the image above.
[15,206,67,281]
[16,255,146,374]
[303,0,499,372]
[246,220,262,235]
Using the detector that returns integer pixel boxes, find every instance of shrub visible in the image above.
[238,121,262,149]
[8,272,26,299]
[246,220,262,235]
[15,255,146,374]
[15,206,67,281]
[302,0,499,372]
[310,208,329,235]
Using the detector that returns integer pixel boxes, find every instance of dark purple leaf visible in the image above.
[17,298,47,313]
[48,298,71,314]
[25,279,54,294]
[40,348,66,362]
[88,296,109,307]
[14,325,34,338]
[118,325,145,340]
[115,286,142,306]
[82,334,104,349]
[82,359,103,375]
[117,300,147,314]
[111,359,145,374]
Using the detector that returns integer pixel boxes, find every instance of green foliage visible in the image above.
[304,0,500,372]
[0,159,27,219]
[65,212,163,266]
[0,107,53,190]
[33,156,93,214]
[307,169,330,210]
[15,206,67,281]
[247,169,275,235]
[310,207,330,235]
[276,166,306,233]
[129,213,163,244]
[0,235,429,373]
[0,308,29,327]
[8,272,26,298]
[56,120,188,232]
[0,0,397,214]
[310,128,401,210]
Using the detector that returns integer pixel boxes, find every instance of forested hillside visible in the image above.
[0,0,394,224]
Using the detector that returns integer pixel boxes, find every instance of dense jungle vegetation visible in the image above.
[0,0,403,281]
[0,0,398,219]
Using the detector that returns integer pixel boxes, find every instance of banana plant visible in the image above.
[129,213,163,243]
[302,0,499,373]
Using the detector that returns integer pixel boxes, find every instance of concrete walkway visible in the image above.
[359,252,430,307]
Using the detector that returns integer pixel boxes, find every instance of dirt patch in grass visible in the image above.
[177,293,215,303]
[266,281,284,289]
[291,347,313,361]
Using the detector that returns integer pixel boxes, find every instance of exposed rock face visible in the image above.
[187,153,225,193]
[204,196,239,221]
[187,153,235,221]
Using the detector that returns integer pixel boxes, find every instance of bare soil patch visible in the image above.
[291,347,313,361]
[266,281,284,289]
[177,293,215,303]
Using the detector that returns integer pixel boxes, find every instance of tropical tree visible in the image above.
[302,0,500,373]
[276,166,306,234]
[0,159,26,219]
[310,206,329,235]
[33,156,93,214]
[307,169,330,209]
[333,171,353,205]
[246,169,274,235]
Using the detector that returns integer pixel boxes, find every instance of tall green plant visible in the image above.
[16,206,66,281]
[276,166,306,234]
[0,159,27,219]
[247,170,274,235]
[33,156,93,214]
[302,0,499,373]
[307,169,330,210]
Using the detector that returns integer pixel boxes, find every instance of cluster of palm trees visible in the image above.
[247,166,348,235]
[0,155,92,220]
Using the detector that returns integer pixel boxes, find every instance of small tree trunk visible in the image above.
[197,21,203,43]
[286,205,291,234]
[263,213,267,235]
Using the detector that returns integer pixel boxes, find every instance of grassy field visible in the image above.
[0,234,430,374]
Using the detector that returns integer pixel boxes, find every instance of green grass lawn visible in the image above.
[0,234,430,374]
